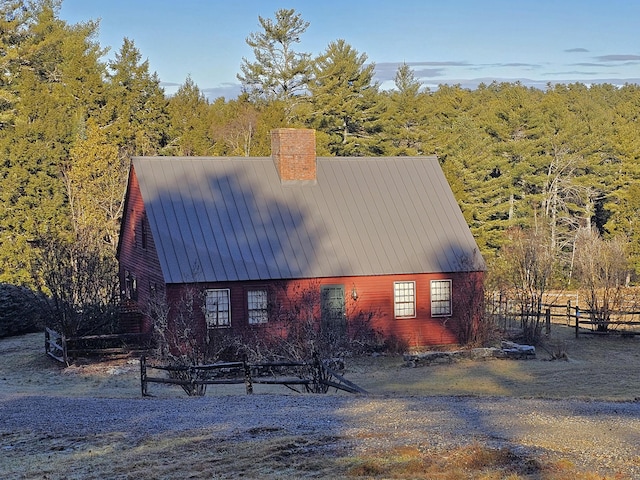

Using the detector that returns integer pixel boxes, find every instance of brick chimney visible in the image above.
[271,128,316,183]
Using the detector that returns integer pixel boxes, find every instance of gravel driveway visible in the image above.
[2,393,639,478]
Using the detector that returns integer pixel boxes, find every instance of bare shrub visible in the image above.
[453,249,489,345]
[382,334,409,355]
[149,280,384,394]
[149,286,236,396]
[573,228,630,331]
[263,281,384,361]
[346,309,385,355]
[33,230,119,337]
[493,226,555,344]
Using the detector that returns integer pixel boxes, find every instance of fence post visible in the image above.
[566,300,571,326]
[575,306,580,338]
[243,356,253,395]
[545,308,551,337]
[140,355,147,397]
[62,332,68,366]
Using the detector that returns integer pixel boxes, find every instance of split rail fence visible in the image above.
[571,305,640,337]
[45,328,151,366]
[487,294,640,338]
[139,355,367,397]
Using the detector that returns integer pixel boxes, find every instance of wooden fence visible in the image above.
[45,328,67,364]
[139,355,368,397]
[571,305,640,338]
[486,295,640,338]
[486,302,570,337]
[45,328,151,366]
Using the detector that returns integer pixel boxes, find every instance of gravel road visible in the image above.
[2,393,639,478]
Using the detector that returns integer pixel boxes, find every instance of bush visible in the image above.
[0,284,47,338]
[382,334,409,355]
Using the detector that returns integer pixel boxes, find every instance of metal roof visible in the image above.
[131,156,485,284]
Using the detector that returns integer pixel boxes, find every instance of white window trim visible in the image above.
[205,289,231,328]
[394,281,416,319]
[431,279,452,317]
[247,289,268,325]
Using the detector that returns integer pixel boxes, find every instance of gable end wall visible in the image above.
[118,167,165,334]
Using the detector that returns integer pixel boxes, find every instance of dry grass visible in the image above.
[2,430,347,479]
[2,323,639,400]
[345,443,520,479]
[343,442,633,480]
[346,323,640,401]
[3,429,628,480]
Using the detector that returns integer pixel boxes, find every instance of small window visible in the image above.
[394,281,415,318]
[205,289,230,327]
[125,270,137,301]
[431,280,452,316]
[140,216,148,249]
[247,289,268,324]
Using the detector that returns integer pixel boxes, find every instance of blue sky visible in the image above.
[59,0,640,100]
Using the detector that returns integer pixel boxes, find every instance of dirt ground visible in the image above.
[1,324,640,479]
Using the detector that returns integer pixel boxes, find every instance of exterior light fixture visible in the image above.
[351,284,358,301]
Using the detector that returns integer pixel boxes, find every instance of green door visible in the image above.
[321,285,346,334]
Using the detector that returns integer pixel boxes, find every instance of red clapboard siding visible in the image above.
[117,166,165,335]
[158,272,480,347]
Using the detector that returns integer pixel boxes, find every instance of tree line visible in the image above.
[1,2,639,337]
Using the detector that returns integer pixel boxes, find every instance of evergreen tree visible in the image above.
[238,8,311,114]
[0,0,105,285]
[166,76,212,156]
[64,118,124,251]
[0,0,29,128]
[307,39,383,156]
[603,85,640,275]
[380,63,430,156]
[103,38,169,159]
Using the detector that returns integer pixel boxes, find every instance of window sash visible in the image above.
[431,280,452,316]
[247,289,268,324]
[394,281,416,318]
[205,289,230,327]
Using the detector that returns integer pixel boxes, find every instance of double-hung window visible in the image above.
[247,289,268,324]
[394,281,416,318]
[431,280,452,316]
[205,289,230,327]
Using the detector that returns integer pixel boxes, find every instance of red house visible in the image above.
[117,128,485,348]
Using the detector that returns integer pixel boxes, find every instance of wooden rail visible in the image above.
[139,356,367,397]
[488,298,640,338]
[45,328,67,364]
[45,329,151,365]
[571,305,640,338]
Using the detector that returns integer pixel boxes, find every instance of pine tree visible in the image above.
[0,0,105,285]
[0,0,29,128]
[380,63,430,156]
[166,76,212,156]
[308,39,383,156]
[103,38,169,159]
[238,8,311,113]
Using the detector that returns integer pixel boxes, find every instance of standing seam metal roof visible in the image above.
[131,156,485,284]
